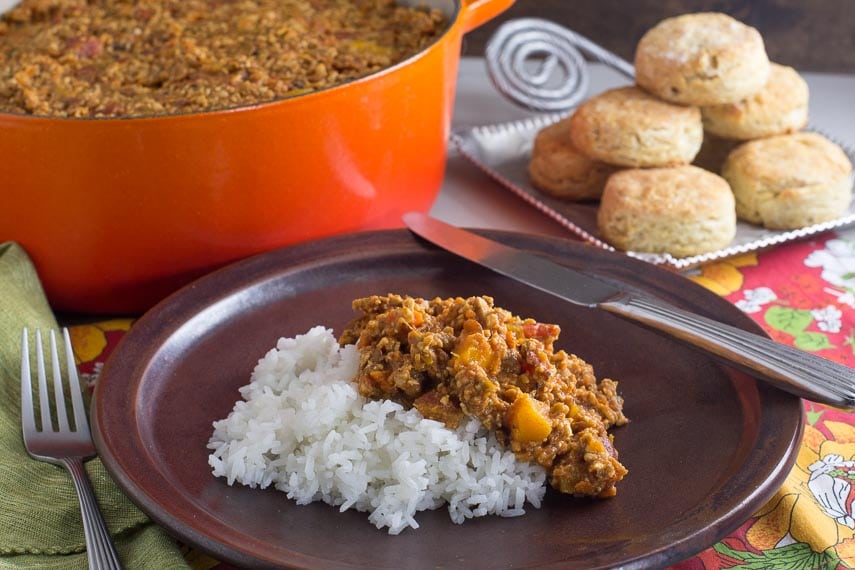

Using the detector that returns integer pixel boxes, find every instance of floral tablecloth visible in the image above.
[69,230,855,569]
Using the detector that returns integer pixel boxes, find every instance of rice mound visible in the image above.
[207,326,547,534]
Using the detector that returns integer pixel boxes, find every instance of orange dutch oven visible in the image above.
[0,0,513,314]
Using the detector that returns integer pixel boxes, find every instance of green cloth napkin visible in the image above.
[0,243,189,569]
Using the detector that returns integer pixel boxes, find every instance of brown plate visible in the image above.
[91,229,803,570]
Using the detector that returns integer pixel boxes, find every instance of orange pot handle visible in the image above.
[460,0,515,33]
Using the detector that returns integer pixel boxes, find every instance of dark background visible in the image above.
[462,0,855,73]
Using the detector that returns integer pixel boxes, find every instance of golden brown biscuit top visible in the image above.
[606,165,733,216]
[574,86,700,128]
[702,63,808,123]
[726,133,853,186]
[532,117,573,150]
[635,12,763,66]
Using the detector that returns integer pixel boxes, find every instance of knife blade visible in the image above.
[403,211,855,410]
[404,211,626,307]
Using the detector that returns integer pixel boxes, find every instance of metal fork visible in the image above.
[21,328,123,570]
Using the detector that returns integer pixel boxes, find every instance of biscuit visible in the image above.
[528,117,618,200]
[702,63,809,140]
[635,12,770,106]
[569,86,703,168]
[597,165,736,257]
[722,132,853,229]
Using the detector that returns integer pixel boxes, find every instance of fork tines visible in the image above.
[21,327,88,435]
[20,327,123,568]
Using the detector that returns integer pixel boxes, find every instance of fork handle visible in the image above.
[62,458,124,570]
[600,294,855,409]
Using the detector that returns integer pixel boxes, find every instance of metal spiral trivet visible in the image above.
[485,18,636,113]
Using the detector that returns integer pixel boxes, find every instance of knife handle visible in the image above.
[600,294,855,410]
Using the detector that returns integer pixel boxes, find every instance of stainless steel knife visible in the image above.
[403,211,855,410]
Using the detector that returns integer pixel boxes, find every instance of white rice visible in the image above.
[207,326,547,534]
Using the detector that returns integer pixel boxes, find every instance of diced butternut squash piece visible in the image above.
[586,437,606,455]
[507,394,552,444]
[453,332,492,369]
[411,309,425,327]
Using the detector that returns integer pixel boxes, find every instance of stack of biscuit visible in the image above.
[528,12,854,257]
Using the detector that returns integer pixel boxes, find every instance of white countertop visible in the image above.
[431,57,855,238]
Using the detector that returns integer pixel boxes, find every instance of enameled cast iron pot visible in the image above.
[0,0,513,313]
